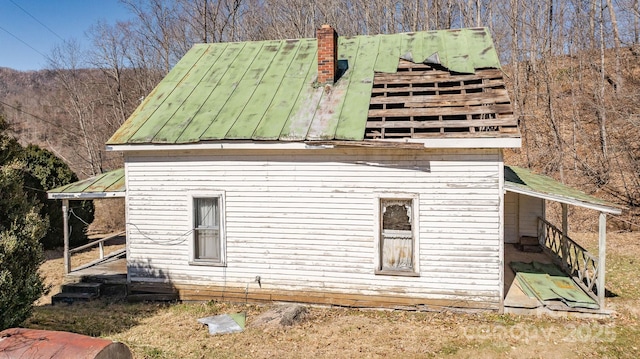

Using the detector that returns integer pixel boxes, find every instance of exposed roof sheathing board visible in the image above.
[107,28,510,145]
[366,61,518,139]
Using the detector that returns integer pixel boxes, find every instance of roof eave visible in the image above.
[505,183,622,215]
[47,192,126,200]
[106,142,321,152]
[106,137,521,152]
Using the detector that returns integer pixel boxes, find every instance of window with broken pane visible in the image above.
[380,198,414,272]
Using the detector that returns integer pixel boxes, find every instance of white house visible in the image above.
[66,26,619,312]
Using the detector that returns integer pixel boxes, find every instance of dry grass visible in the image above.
[25,303,624,359]
[26,232,640,359]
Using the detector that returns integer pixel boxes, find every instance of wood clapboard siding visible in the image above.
[125,147,503,309]
[518,194,544,237]
[504,191,518,243]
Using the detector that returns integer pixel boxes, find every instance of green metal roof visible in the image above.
[107,27,502,145]
[47,168,125,199]
[504,166,622,214]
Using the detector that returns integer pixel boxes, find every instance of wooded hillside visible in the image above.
[0,0,638,228]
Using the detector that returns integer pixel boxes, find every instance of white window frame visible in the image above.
[374,193,420,276]
[188,191,226,266]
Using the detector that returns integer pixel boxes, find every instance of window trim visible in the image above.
[374,193,420,276]
[188,191,226,266]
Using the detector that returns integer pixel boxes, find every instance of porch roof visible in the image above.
[47,168,125,200]
[504,165,622,215]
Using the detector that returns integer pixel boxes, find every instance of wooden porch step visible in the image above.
[520,236,539,246]
[52,282,103,305]
[60,282,102,296]
[52,277,128,305]
[519,244,542,253]
[51,292,99,305]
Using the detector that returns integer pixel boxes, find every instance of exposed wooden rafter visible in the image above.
[365,60,520,139]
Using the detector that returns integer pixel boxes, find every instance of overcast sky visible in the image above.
[0,0,132,71]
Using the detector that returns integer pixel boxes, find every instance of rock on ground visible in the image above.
[250,304,308,330]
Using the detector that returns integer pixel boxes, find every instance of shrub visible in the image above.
[0,163,48,330]
[22,145,94,249]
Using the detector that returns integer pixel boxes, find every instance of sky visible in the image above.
[0,0,133,71]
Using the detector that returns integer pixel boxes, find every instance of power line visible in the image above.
[0,99,80,138]
[8,0,65,42]
[0,24,48,59]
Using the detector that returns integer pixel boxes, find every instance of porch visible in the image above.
[503,223,604,316]
[503,166,623,315]
[48,231,127,305]
[63,231,127,284]
[47,169,127,303]
[47,168,126,277]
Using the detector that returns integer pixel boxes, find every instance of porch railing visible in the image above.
[66,231,126,273]
[537,218,601,304]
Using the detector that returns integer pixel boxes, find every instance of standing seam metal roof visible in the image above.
[504,166,622,214]
[107,27,502,145]
[47,168,125,199]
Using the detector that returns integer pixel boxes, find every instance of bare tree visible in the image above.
[605,0,623,93]
[597,0,609,161]
[48,40,102,176]
[88,21,131,127]
[121,0,187,73]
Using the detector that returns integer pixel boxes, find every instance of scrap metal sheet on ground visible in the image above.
[197,313,246,335]
[510,261,599,309]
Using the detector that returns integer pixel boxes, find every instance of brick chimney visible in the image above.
[317,24,338,85]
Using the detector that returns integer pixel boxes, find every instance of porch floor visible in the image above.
[503,244,604,316]
[65,254,127,285]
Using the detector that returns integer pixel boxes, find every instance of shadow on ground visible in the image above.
[25,261,177,338]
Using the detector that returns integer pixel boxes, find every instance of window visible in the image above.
[376,196,418,276]
[191,194,225,265]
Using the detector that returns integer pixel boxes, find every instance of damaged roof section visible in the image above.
[107,27,514,145]
[365,61,517,139]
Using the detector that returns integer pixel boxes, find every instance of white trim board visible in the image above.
[106,138,522,152]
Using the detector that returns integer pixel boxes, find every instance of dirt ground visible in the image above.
[26,232,640,359]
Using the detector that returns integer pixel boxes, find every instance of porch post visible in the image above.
[561,203,569,270]
[561,203,568,236]
[598,212,606,309]
[62,199,70,274]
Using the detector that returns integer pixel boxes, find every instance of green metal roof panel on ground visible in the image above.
[47,168,125,199]
[504,165,622,214]
[510,261,599,309]
[107,27,502,145]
